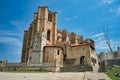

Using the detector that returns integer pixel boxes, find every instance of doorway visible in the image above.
[80,56,85,65]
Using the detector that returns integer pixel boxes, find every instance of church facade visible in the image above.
[21,6,98,71]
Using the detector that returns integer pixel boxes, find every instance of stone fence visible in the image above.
[1,62,55,67]
[6,63,26,67]
[27,63,55,67]
[0,62,56,72]
[100,59,120,72]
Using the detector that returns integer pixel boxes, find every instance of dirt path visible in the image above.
[84,72,111,80]
[0,72,84,80]
[0,71,111,80]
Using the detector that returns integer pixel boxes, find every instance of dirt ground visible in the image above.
[0,72,111,80]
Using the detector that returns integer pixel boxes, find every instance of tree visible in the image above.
[98,27,113,52]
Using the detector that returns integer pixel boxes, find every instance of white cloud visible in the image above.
[102,0,113,4]
[109,9,114,12]
[96,41,108,49]
[110,38,120,47]
[57,10,62,13]
[109,6,120,16]
[0,30,21,37]
[116,6,120,15]
[0,36,22,46]
[0,29,23,62]
[92,32,120,52]
[1,21,28,62]
[0,30,22,56]
[10,20,23,29]
[65,18,71,21]
[92,33,108,50]
[94,36,120,52]
[74,16,78,18]
[92,33,104,38]
[65,16,78,21]
[0,35,22,59]
[92,33,104,40]
[10,20,28,30]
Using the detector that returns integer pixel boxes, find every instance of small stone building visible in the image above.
[98,47,120,71]
[21,6,98,71]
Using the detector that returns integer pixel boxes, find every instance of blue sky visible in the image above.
[0,0,120,62]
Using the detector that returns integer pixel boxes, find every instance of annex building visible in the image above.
[21,6,98,71]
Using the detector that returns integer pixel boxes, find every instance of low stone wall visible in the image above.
[27,63,55,71]
[0,62,56,72]
[60,65,93,72]
[100,59,120,72]
[27,63,55,67]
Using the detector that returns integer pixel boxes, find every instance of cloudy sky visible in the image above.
[0,0,120,62]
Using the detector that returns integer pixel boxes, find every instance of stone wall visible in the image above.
[64,44,92,66]
[99,48,120,72]
[60,65,93,72]
[0,63,56,72]
[99,51,120,62]
[100,59,120,72]
[43,46,63,68]
[0,60,7,67]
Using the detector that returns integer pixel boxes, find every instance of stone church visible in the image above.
[21,6,98,71]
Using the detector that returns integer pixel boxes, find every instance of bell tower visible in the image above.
[31,6,58,63]
[35,6,57,45]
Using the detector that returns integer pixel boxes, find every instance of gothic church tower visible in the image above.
[21,6,57,63]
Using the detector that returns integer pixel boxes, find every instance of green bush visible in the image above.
[106,67,120,80]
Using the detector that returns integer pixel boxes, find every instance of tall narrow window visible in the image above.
[48,13,52,22]
[57,50,59,55]
[47,30,50,41]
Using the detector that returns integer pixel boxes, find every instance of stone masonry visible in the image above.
[21,6,98,71]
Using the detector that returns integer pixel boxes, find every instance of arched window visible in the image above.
[47,30,50,41]
[48,13,52,22]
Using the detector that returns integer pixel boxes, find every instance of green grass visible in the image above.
[106,67,120,80]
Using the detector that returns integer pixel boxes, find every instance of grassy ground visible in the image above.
[106,67,120,80]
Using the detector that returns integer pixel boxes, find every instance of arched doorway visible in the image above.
[47,30,50,41]
[80,56,86,65]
